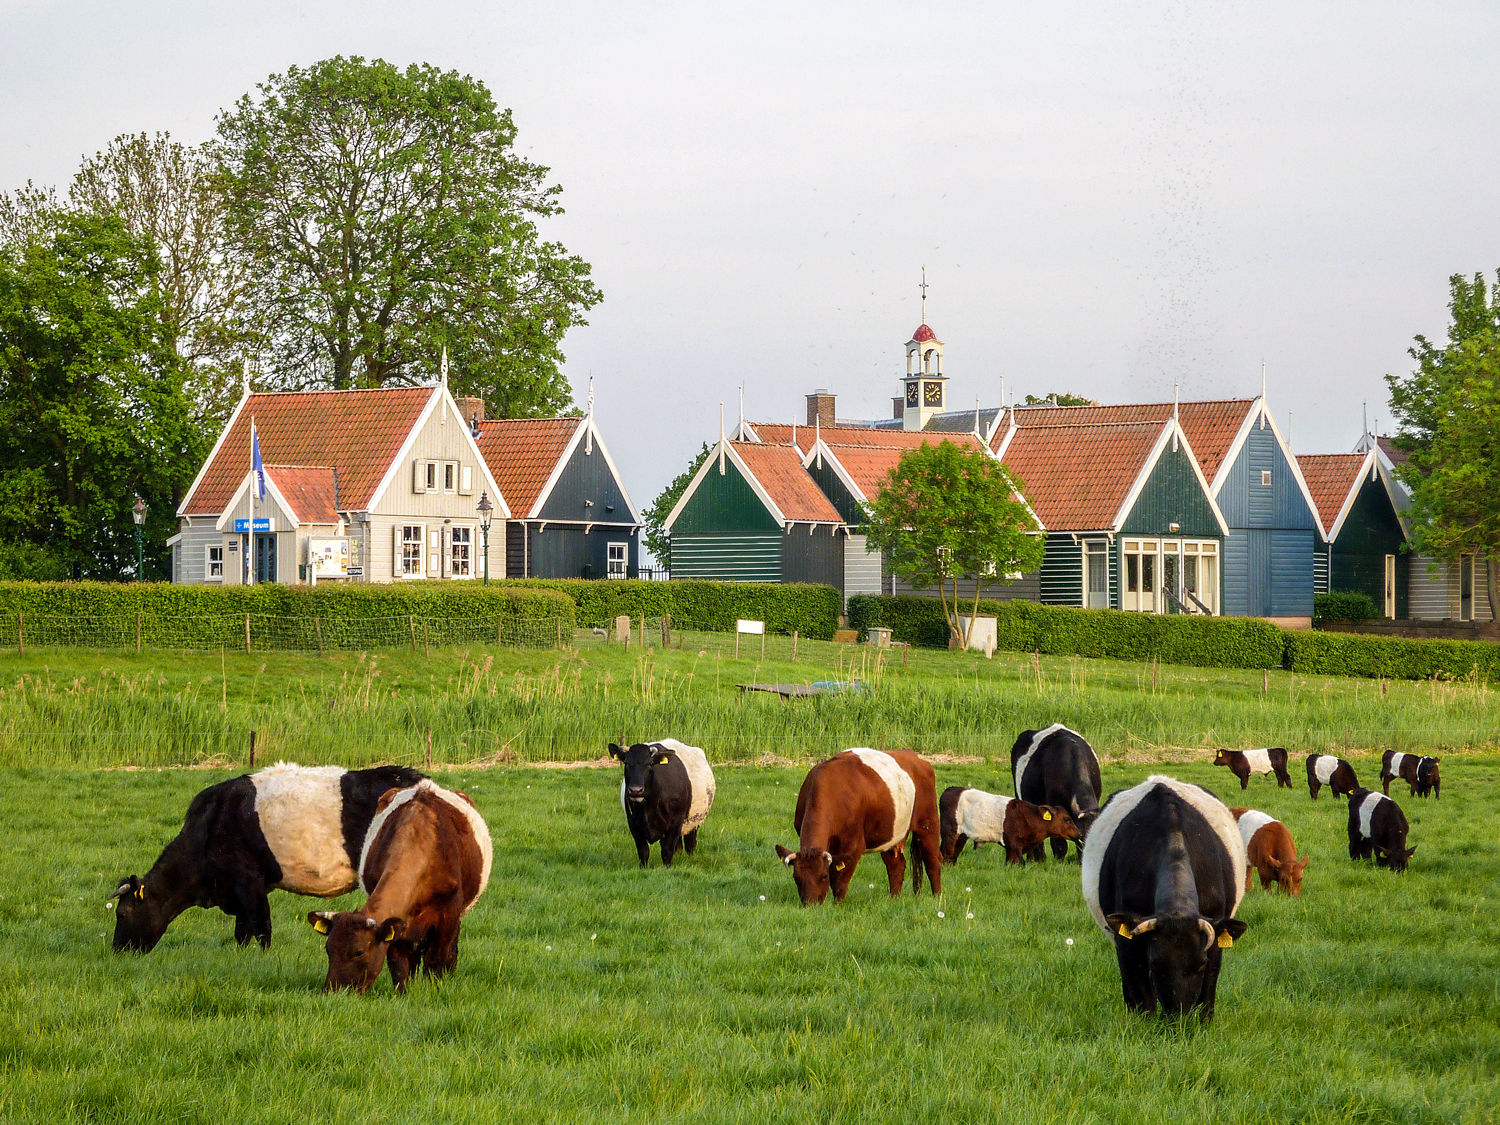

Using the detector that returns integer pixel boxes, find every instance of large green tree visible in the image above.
[861,441,1044,648]
[214,56,601,413]
[1386,271,1500,616]
[0,209,199,578]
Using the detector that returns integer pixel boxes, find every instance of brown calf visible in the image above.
[774,748,942,904]
[308,780,491,992]
[1230,808,1309,895]
[938,786,1080,865]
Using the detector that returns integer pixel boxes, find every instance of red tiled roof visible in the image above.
[731,442,843,524]
[998,421,1167,530]
[182,387,435,515]
[911,323,938,342]
[752,423,983,453]
[1376,436,1409,468]
[266,465,338,524]
[475,418,581,517]
[1296,453,1367,536]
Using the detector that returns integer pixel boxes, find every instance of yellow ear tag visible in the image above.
[1042,810,1053,821]
[1118,923,1132,938]
[314,918,329,934]
[657,757,669,764]
[835,862,845,871]
[1217,931,1234,949]
[135,887,145,899]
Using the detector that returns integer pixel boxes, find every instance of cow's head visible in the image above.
[609,743,671,805]
[1036,804,1081,842]
[1376,844,1417,873]
[1211,750,1231,767]
[1105,911,1249,1016]
[111,875,171,953]
[308,911,406,992]
[1072,808,1100,844]
[1422,759,1441,788]
[1266,853,1311,896]
[774,844,847,904]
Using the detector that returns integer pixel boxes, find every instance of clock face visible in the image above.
[906,381,919,406]
[923,381,944,407]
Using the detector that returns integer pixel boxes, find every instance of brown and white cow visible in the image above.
[1213,748,1292,790]
[1230,808,1309,895]
[939,786,1080,866]
[1380,751,1441,800]
[774,748,941,904]
[308,779,491,992]
[1306,754,1359,800]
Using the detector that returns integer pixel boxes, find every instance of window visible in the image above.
[607,542,628,579]
[443,461,457,493]
[1260,470,1272,486]
[451,526,472,577]
[206,544,224,580]
[1085,541,1109,608]
[1126,554,1139,593]
[401,525,423,576]
[424,462,438,492]
[460,464,473,495]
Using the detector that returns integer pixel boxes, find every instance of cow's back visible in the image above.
[361,782,492,913]
[1013,726,1100,815]
[251,764,356,896]
[658,738,715,832]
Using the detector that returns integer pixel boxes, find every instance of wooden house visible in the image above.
[1298,450,1410,618]
[172,385,508,585]
[474,408,641,580]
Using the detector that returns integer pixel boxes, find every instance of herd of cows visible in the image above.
[106,731,1441,1017]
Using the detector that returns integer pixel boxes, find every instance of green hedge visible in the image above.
[0,581,575,623]
[1286,630,1500,682]
[848,595,1287,669]
[1314,590,1378,623]
[492,579,841,639]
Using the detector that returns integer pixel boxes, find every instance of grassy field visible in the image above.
[1,751,1496,1123]
[0,633,1497,767]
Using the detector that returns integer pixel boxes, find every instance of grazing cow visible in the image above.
[609,739,715,867]
[1347,788,1415,873]
[308,779,491,992]
[1306,754,1359,800]
[1230,808,1309,895]
[939,786,1080,865]
[111,762,425,952]
[774,748,942,904]
[1381,751,1441,800]
[1083,775,1248,1021]
[1212,748,1292,790]
[1010,724,1102,859]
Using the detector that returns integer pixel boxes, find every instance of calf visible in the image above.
[1381,751,1441,800]
[774,748,942,904]
[1010,724,1102,860]
[1347,788,1415,873]
[1230,808,1309,895]
[1306,754,1359,800]
[1083,775,1248,1021]
[939,786,1080,865]
[308,779,491,992]
[609,739,715,867]
[111,762,424,952]
[1213,748,1292,790]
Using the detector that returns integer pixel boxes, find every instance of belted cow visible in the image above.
[309,779,491,992]
[1230,808,1309,895]
[1347,788,1415,873]
[1380,751,1440,800]
[609,739,716,867]
[775,748,942,904]
[939,786,1080,865]
[1306,754,1359,800]
[111,762,424,952]
[1010,724,1102,860]
[1083,775,1248,1021]
[1213,748,1292,790]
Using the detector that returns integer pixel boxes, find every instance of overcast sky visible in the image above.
[3,0,1498,519]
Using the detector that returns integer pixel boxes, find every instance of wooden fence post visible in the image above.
[426,727,433,770]
[245,613,252,654]
[248,729,256,768]
[760,630,765,662]
[408,615,417,649]
[423,621,430,657]
[16,612,22,657]
[792,630,798,662]
[136,610,143,653]
[315,616,324,656]
[734,631,740,659]
[556,617,562,649]
[497,616,503,646]
[640,615,646,650]
[1263,667,1268,695]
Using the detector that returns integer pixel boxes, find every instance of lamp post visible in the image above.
[131,495,147,582]
[477,491,494,585]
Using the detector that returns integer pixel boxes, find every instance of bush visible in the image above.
[848,595,1287,670]
[0,543,69,582]
[494,579,841,639]
[1286,630,1500,682]
[1315,590,1379,623]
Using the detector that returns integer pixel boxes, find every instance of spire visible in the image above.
[718,402,725,474]
[792,416,797,454]
[920,265,928,325]
[738,383,744,437]
[1260,361,1267,428]
[1287,411,1293,448]
[1172,383,1180,452]
[815,413,822,469]
[241,356,251,398]
[440,347,449,423]
[585,376,594,456]
[974,396,981,437]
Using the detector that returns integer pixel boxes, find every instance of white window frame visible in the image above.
[443,461,458,493]
[206,543,225,581]
[607,541,628,580]
[1260,470,1272,486]
[459,464,473,495]
[424,461,438,493]
[396,524,425,578]
[451,524,474,578]
[1121,538,1217,615]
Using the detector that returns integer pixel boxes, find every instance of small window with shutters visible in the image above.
[443,461,457,493]
[395,525,424,576]
[1260,470,1272,486]
[459,464,473,495]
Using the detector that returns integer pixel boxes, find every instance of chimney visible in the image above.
[806,390,836,431]
[456,396,485,423]
[892,396,904,420]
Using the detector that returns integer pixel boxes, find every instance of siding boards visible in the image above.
[1039,534,1084,606]
[525,525,636,580]
[671,534,781,582]
[1213,420,1317,617]
[671,459,780,534]
[1223,532,1250,616]
[781,525,843,589]
[844,534,884,598]
[505,522,526,578]
[893,572,1042,602]
[1247,429,1276,525]
[535,433,634,524]
[1119,443,1221,539]
[1330,475,1408,615]
[1313,546,1329,594]
[806,457,866,526]
[1270,530,1315,616]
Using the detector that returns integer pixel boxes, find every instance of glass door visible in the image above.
[254,534,277,584]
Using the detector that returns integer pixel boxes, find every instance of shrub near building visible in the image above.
[494,579,841,638]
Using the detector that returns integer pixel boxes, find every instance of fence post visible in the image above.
[497,616,503,647]
[245,613,252,654]
[792,630,798,662]
[640,615,646,651]
[136,610,142,653]
[556,617,562,649]
[426,727,433,770]
[409,615,417,649]
[423,621,430,657]
[1263,667,1268,695]
[315,616,324,656]
[248,729,256,768]
[734,631,740,659]
[16,612,22,657]
[760,630,765,662]
[662,614,671,648]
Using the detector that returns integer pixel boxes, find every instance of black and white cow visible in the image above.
[1010,724,1102,859]
[112,762,425,952]
[1347,788,1415,872]
[1381,751,1441,800]
[1082,775,1249,1021]
[609,739,715,867]
[1306,754,1359,800]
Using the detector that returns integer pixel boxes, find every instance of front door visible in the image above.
[1163,553,1180,613]
[1460,555,1473,621]
[255,534,277,584]
[1384,554,1397,619]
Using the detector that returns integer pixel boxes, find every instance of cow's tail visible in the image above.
[939,786,964,861]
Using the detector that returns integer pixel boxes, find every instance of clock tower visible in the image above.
[902,272,946,430]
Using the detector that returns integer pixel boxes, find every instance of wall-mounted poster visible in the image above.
[308,538,351,577]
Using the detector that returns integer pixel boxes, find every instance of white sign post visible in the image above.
[736,618,765,660]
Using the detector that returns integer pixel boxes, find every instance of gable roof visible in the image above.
[733,442,843,524]
[265,466,338,524]
[180,387,436,516]
[1295,450,1401,542]
[997,421,1169,530]
[747,423,982,455]
[475,418,582,518]
[808,434,985,503]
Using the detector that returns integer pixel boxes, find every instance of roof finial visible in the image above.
[1173,383,1180,452]
[585,376,594,455]
[738,383,744,437]
[920,265,928,325]
[1260,361,1267,428]
[440,347,449,423]
[1287,410,1292,448]
[974,396,981,437]
[1362,401,1369,450]
[815,412,822,469]
[719,402,725,475]
[792,415,797,454]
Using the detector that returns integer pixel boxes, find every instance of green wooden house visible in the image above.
[1298,450,1410,618]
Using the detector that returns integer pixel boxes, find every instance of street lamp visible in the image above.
[131,495,147,582]
[476,491,494,585]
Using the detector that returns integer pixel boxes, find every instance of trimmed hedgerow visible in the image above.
[1285,630,1500,682]
[1314,591,1379,623]
[492,579,841,639]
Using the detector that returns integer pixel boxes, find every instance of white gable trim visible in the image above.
[663,440,787,531]
[734,421,760,442]
[1206,400,1261,496]
[366,386,512,519]
[992,418,1020,460]
[526,417,588,519]
[213,469,300,531]
[1219,399,1324,538]
[586,420,643,525]
[1325,448,1409,544]
[804,440,867,502]
[178,390,250,517]
[523,416,643,525]
[1111,419,1230,537]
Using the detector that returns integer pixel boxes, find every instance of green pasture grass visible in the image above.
[0,757,1495,1123]
[0,637,1496,768]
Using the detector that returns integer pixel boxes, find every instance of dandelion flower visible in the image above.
[965,887,972,893]
[966,913,974,920]
[937,911,945,918]
[759,895,766,901]
[1066,938,1074,946]
[591,934,597,941]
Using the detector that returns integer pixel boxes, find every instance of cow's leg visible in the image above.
[682,828,699,855]
[660,829,681,867]
[913,829,942,896]
[1309,779,1320,800]
[1245,867,1253,893]
[231,879,272,949]
[948,833,968,864]
[1239,771,1249,791]
[1348,831,1362,861]
[631,826,650,868]
[1050,837,1069,861]
[1277,768,1291,788]
[1027,842,1045,863]
[880,847,905,897]
[1114,938,1155,1014]
[387,942,415,992]
[423,920,461,978]
[1198,951,1224,1024]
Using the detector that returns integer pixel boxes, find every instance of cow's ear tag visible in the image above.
[1042,810,1053,821]
[835,862,845,871]
[313,918,329,934]
[1118,923,1132,938]
[135,886,145,899]
[1216,931,1234,949]
[657,756,669,764]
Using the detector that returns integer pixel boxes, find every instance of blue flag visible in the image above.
[251,419,265,501]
